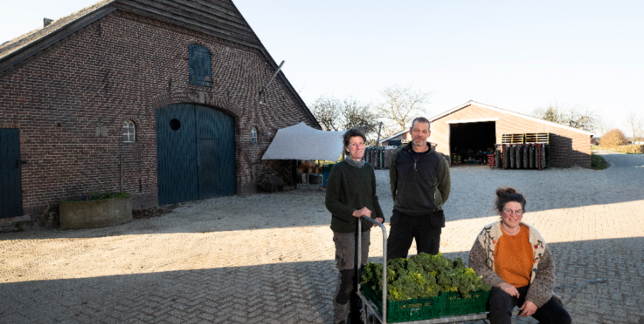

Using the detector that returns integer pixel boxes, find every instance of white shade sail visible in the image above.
[262,122,346,161]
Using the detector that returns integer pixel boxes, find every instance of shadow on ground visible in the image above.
[1,237,642,324]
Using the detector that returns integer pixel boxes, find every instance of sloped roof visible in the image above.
[0,0,115,61]
[0,0,320,128]
[379,128,409,143]
[428,100,594,136]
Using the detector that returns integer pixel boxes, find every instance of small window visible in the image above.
[189,44,213,87]
[123,120,135,143]
[251,127,258,144]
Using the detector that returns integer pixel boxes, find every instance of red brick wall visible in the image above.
[0,11,316,217]
[430,104,591,168]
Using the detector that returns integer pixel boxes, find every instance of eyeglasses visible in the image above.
[502,208,523,216]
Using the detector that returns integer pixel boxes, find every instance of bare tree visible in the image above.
[311,95,379,141]
[341,98,378,135]
[533,102,596,132]
[376,85,430,131]
[594,115,611,139]
[624,111,643,144]
[311,96,342,131]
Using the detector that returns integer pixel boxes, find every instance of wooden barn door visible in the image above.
[0,129,23,218]
[156,104,236,205]
[196,106,236,199]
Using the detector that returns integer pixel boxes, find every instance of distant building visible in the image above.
[429,101,593,167]
[379,129,411,146]
[379,101,594,167]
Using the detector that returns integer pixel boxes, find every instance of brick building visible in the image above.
[379,129,411,146]
[428,101,593,167]
[0,0,319,220]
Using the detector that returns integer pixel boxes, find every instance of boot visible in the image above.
[348,293,365,324]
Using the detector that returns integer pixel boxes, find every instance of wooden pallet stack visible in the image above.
[501,133,525,144]
[524,133,549,144]
[497,133,551,170]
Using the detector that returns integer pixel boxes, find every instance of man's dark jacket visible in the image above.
[390,142,451,216]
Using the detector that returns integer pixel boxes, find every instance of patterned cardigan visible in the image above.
[469,221,561,308]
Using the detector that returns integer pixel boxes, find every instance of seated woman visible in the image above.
[469,187,571,324]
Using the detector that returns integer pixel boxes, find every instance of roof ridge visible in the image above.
[0,0,115,60]
[428,100,593,136]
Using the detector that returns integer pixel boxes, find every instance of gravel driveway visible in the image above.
[1,151,642,323]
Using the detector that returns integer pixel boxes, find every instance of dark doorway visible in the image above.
[156,104,236,205]
[449,122,496,165]
[0,129,23,218]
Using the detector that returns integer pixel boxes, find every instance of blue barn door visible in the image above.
[157,104,236,205]
[156,104,199,205]
[196,106,236,199]
[0,129,23,219]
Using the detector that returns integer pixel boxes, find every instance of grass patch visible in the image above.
[594,145,644,154]
[591,153,609,170]
[65,192,129,202]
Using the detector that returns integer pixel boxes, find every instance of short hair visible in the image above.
[343,128,367,150]
[411,117,430,129]
[494,187,526,213]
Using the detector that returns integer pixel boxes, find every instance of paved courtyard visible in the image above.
[1,151,643,324]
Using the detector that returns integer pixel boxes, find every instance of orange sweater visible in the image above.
[495,224,534,287]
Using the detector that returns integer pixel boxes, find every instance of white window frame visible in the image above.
[123,120,136,143]
[251,127,258,144]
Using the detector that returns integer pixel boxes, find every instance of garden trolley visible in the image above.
[356,216,490,324]
[354,216,607,324]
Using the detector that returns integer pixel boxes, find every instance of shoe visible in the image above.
[348,314,364,324]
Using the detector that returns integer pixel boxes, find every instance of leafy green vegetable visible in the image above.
[360,253,491,301]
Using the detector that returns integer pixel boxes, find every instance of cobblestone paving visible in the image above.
[1,152,643,324]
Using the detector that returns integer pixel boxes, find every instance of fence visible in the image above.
[364,147,398,169]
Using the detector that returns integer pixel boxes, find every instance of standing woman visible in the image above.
[325,128,385,324]
[469,187,571,324]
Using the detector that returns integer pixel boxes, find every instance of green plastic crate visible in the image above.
[441,290,489,317]
[361,286,443,323]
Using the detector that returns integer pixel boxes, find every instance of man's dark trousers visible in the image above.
[386,209,444,260]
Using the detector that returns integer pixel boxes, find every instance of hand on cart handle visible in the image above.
[353,208,384,227]
[353,207,372,218]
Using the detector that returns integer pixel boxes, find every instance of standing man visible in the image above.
[387,117,451,260]
[326,128,385,324]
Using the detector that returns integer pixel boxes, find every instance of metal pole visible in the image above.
[376,122,382,147]
[259,60,286,104]
[358,216,387,323]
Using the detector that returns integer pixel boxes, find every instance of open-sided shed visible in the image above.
[428,101,593,168]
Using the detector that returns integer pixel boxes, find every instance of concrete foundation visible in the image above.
[59,197,132,229]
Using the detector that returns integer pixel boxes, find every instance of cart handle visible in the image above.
[357,216,388,323]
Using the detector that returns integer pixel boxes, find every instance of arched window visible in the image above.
[123,120,135,143]
[251,127,258,144]
[189,44,212,87]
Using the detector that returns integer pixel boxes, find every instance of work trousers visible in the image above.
[488,286,572,324]
[332,230,371,324]
[386,210,443,260]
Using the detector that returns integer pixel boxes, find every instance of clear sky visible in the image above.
[2,0,643,135]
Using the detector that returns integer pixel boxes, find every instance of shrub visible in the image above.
[591,153,608,170]
[601,129,627,148]
[65,192,129,201]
